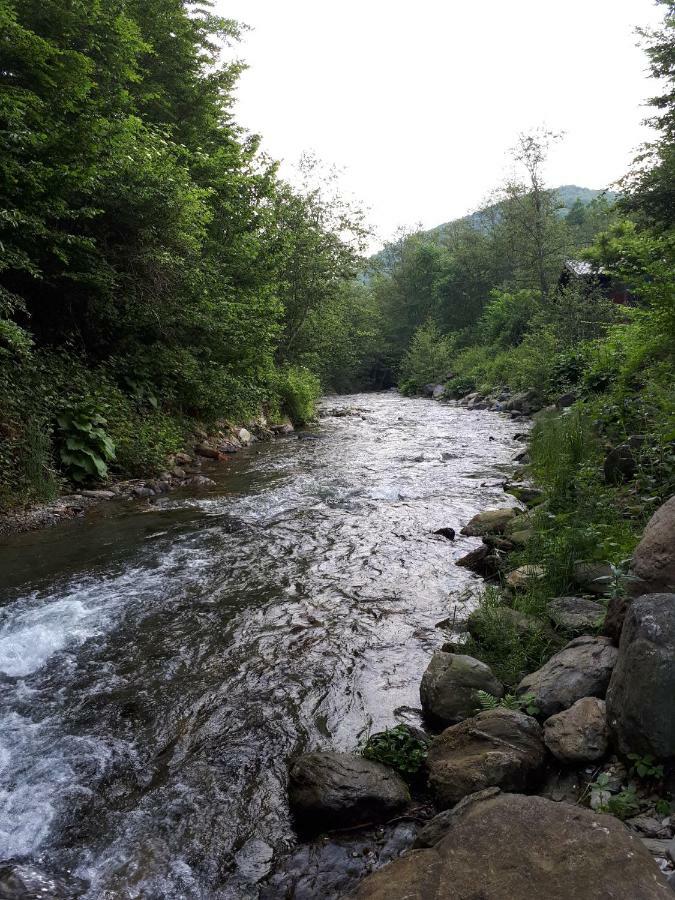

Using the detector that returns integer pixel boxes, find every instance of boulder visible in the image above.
[432,384,445,399]
[572,561,614,596]
[543,697,609,763]
[194,442,220,459]
[606,593,675,759]
[505,564,545,590]
[504,483,545,506]
[460,507,520,536]
[455,544,500,577]
[174,452,192,465]
[433,526,455,541]
[547,596,605,634]
[287,752,409,832]
[516,635,618,717]
[506,389,541,414]
[630,495,675,594]
[353,793,670,900]
[419,652,503,727]
[601,594,631,644]
[426,708,545,809]
[413,787,501,848]
[237,427,253,446]
[508,528,534,548]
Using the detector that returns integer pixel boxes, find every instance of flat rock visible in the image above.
[631,495,675,594]
[420,652,503,727]
[516,635,618,717]
[426,708,545,809]
[353,793,671,899]
[547,596,605,633]
[543,697,609,763]
[606,593,675,759]
[288,752,409,832]
[460,507,520,537]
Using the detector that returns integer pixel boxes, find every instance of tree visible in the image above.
[492,130,570,296]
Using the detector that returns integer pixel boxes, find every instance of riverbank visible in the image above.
[281,394,674,898]
[0,414,298,539]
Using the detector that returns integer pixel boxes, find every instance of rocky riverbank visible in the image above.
[282,396,675,898]
[0,415,296,539]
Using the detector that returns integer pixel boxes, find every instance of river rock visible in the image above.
[556,391,577,408]
[504,483,544,506]
[455,543,500,577]
[432,384,445,399]
[509,390,544,415]
[516,635,618,717]
[413,787,501,848]
[572,561,614,596]
[174,452,192,465]
[505,564,545,590]
[271,421,294,435]
[287,752,409,832]
[433,526,455,541]
[460,507,520,536]
[630,495,675,595]
[237,427,253,446]
[543,697,609,763]
[426,708,545,809]
[352,793,670,900]
[547,596,606,633]
[420,652,503,726]
[194,442,220,459]
[508,528,533,548]
[606,593,675,759]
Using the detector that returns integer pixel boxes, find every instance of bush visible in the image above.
[274,365,321,424]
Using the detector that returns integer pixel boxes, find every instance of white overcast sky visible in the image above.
[217,0,664,248]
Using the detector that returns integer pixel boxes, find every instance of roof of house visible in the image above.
[564,259,598,277]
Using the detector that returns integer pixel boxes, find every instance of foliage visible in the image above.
[627,753,665,781]
[0,0,367,505]
[475,690,540,716]
[273,366,321,425]
[587,773,640,820]
[399,321,454,394]
[56,403,116,482]
[362,725,428,779]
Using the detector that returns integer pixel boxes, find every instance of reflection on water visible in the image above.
[0,393,520,898]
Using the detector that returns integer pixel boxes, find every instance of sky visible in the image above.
[217,0,664,248]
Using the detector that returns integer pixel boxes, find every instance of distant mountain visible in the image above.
[430,185,618,237]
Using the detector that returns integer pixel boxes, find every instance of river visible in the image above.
[0,392,521,899]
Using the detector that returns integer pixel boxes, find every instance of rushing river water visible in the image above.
[0,393,522,899]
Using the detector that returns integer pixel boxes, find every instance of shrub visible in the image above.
[274,365,321,424]
[56,402,116,482]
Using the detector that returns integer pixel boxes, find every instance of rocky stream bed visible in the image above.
[1,391,673,899]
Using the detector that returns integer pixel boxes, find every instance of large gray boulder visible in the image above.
[631,495,675,594]
[543,697,609,763]
[353,793,670,899]
[419,652,503,726]
[288,752,409,832]
[547,596,606,634]
[606,593,675,759]
[516,634,618,717]
[426,708,545,809]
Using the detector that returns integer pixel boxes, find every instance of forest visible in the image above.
[0,0,673,522]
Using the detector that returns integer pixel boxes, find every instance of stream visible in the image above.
[0,392,521,899]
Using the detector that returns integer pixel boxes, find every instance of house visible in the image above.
[558,259,633,305]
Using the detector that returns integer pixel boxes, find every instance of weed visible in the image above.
[362,725,428,779]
